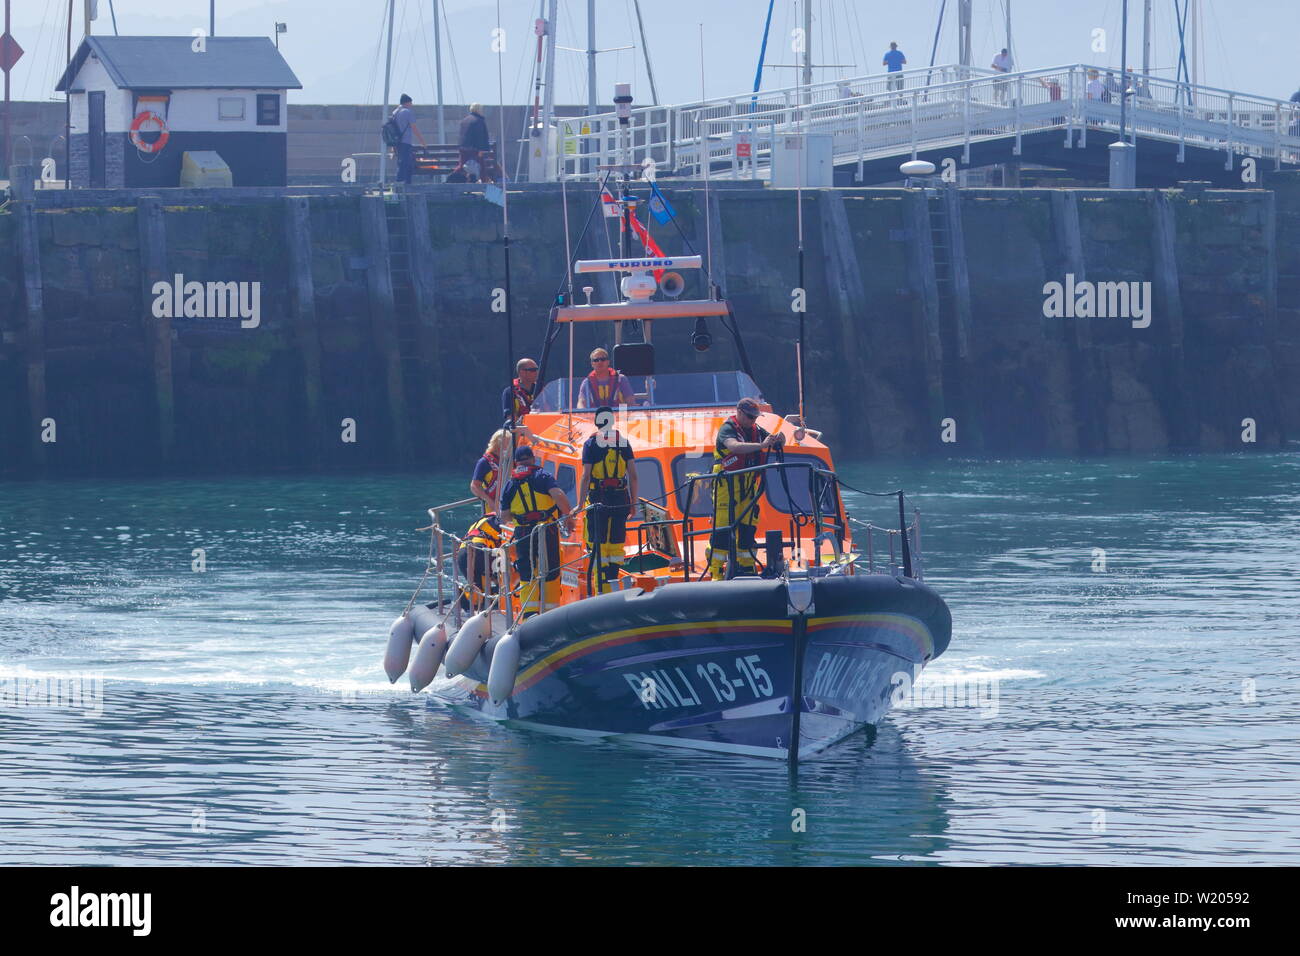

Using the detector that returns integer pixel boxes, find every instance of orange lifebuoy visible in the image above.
[129,111,170,154]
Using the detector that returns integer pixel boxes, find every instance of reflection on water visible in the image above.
[2,456,1298,864]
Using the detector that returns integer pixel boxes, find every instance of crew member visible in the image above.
[455,512,503,611]
[708,397,784,580]
[469,429,510,513]
[578,406,639,594]
[453,103,494,183]
[577,348,634,408]
[502,357,539,431]
[501,446,573,617]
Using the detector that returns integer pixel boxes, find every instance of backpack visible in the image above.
[381,114,403,147]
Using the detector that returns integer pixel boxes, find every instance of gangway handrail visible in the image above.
[557,61,1300,183]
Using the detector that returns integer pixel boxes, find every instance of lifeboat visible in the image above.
[391,224,951,762]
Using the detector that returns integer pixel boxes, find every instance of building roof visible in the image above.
[55,36,302,92]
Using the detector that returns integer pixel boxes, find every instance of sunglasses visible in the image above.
[737,408,758,419]
[591,357,609,363]
[520,366,538,372]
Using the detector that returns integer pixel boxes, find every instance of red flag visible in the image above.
[602,192,665,280]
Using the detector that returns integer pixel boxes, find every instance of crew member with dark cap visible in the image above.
[390,94,427,184]
[502,357,539,430]
[708,397,784,580]
[501,445,573,617]
[577,406,639,594]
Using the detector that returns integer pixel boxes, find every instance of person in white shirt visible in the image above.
[991,49,1013,104]
[1085,70,1105,101]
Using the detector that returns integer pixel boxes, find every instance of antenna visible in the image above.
[495,0,516,521]
[699,23,714,298]
[795,1,807,409]
[379,0,395,184]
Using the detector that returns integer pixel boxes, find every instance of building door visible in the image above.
[88,91,106,188]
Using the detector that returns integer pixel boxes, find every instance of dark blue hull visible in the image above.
[412,574,951,760]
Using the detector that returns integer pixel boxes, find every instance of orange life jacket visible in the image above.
[585,368,621,406]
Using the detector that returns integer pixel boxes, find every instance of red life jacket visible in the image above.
[510,378,533,420]
[585,368,621,406]
[478,452,500,495]
[716,415,765,472]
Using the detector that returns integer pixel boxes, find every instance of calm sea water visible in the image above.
[2,455,1298,865]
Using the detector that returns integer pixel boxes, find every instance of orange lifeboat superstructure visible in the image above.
[391,240,951,762]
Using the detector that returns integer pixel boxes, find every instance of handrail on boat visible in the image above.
[528,435,577,454]
[407,461,925,623]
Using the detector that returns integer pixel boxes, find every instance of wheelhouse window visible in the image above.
[670,454,714,517]
[256,93,281,126]
[763,453,840,516]
[554,463,576,501]
[532,370,764,413]
[632,458,666,507]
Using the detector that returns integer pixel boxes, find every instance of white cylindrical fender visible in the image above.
[408,623,448,692]
[383,614,416,683]
[487,629,522,704]
[443,611,490,678]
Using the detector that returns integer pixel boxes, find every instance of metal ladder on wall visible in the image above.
[383,195,428,452]
[928,193,957,323]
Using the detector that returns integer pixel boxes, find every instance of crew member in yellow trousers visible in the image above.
[578,406,639,594]
[709,397,783,580]
[501,446,573,617]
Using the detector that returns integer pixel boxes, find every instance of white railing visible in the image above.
[554,63,1300,182]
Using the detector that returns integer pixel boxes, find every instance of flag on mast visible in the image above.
[646,181,676,225]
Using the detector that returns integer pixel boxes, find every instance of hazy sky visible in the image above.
[8,1,1300,107]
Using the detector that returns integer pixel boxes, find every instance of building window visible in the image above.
[256,93,280,126]
[218,97,245,121]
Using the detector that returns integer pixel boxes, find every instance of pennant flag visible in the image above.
[600,189,624,219]
[647,181,676,225]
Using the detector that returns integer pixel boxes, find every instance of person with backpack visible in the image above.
[384,94,426,184]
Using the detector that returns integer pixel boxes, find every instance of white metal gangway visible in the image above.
[554,63,1300,183]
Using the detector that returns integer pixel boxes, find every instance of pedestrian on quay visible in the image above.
[883,42,907,92]
[390,94,426,184]
[452,103,494,183]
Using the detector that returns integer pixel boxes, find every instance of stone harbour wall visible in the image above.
[1,176,1296,477]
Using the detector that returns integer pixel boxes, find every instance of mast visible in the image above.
[957,0,972,68]
[379,0,395,184]
[1119,0,1129,144]
[1004,0,1011,57]
[801,0,812,91]
[752,0,776,103]
[586,0,597,114]
[541,0,557,179]
[433,0,445,144]
[632,0,658,106]
[1142,0,1152,81]
[3,0,11,174]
